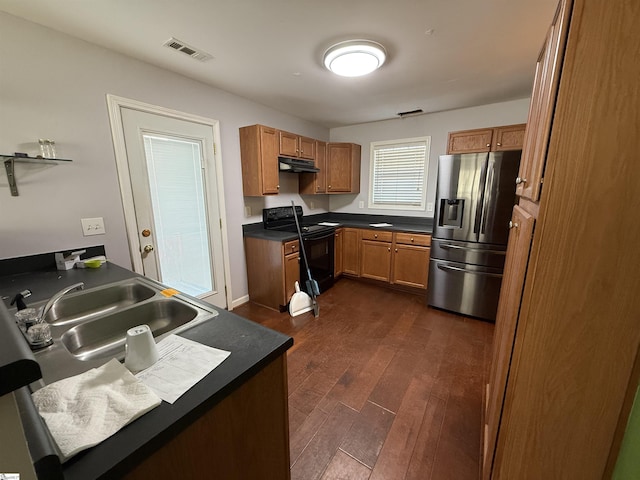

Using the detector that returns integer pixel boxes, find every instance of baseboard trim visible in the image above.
[230,295,250,310]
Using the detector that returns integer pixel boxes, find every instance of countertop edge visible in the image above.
[0,302,42,396]
[243,212,434,241]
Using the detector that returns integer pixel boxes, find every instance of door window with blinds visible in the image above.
[142,134,213,296]
[368,136,430,210]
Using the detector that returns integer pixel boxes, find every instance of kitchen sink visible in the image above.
[27,276,219,387]
[61,299,200,362]
[43,281,156,326]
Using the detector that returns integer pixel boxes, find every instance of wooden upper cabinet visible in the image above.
[327,143,361,194]
[517,1,570,202]
[240,125,280,196]
[447,128,494,154]
[278,130,315,160]
[493,125,526,151]
[447,125,526,154]
[299,140,327,194]
[298,136,315,160]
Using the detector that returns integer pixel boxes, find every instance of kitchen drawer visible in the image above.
[395,232,431,246]
[361,230,392,242]
[283,240,299,254]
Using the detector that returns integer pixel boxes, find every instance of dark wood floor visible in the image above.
[234,278,493,480]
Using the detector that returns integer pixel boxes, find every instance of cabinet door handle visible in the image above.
[395,248,398,252]
[410,237,414,242]
[328,185,332,189]
[388,247,391,252]
[509,221,519,229]
[497,142,502,146]
[515,177,527,185]
[374,234,378,238]
[486,143,491,147]
[277,184,280,189]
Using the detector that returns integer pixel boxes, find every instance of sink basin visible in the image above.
[61,299,198,361]
[43,281,156,326]
[29,276,219,387]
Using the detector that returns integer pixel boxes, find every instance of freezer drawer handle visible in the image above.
[437,263,503,278]
[439,243,506,256]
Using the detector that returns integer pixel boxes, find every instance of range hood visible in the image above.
[278,157,319,173]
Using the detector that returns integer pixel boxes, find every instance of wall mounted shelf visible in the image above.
[2,154,72,196]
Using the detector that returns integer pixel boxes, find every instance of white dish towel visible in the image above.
[32,358,161,462]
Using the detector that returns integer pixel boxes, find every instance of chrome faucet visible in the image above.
[40,282,85,321]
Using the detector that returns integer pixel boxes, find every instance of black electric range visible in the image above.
[263,206,336,293]
[262,206,335,238]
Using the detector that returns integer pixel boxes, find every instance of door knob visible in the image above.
[143,245,154,253]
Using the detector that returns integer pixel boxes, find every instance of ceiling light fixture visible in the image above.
[323,40,386,77]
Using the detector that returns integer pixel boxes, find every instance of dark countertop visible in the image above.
[0,261,293,480]
[243,212,434,241]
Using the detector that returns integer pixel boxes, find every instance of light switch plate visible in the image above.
[359,201,364,209]
[426,202,434,212]
[81,217,106,236]
[244,206,251,217]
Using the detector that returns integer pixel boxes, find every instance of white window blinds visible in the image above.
[369,137,430,210]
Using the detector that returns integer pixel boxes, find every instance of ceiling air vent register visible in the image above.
[163,37,213,62]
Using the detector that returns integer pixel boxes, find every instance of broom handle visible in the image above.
[291,202,314,284]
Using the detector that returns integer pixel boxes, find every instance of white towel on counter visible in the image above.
[31,358,161,462]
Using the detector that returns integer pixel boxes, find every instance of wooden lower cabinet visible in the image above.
[347,229,431,291]
[360,229,393,282]
[391,244,430,289]
[125,354,290,480]
[342,228,360,276]
[244,237,299,311]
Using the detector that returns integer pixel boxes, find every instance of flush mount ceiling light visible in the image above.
[323,40,387,77]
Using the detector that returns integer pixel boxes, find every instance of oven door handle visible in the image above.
[302,230,335,241]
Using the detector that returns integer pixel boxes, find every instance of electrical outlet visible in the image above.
[310,201,315,209]
[359,201,364,209]
[81,217,106,236]
[244,206,251,217]
[426,202,434,212]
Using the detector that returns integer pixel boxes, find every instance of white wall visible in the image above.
[329,98,531,215]
[0,13,328,303]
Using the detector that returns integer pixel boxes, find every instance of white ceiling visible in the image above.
[0,0,558,128]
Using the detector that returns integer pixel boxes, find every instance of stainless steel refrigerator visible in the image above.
[427,151,521,321]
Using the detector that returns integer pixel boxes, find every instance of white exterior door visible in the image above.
[112,103,227,308]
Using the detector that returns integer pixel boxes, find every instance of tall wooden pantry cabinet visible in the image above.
[484,0,640,478]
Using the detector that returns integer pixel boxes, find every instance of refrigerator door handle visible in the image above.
[480,160,496,235]
[473,157,489,235]
[437,263,504,278]
[439,243,506,256]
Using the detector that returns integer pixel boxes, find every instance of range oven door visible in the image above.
[300,230,335,294]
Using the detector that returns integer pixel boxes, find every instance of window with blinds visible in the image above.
[369,136,430,210]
